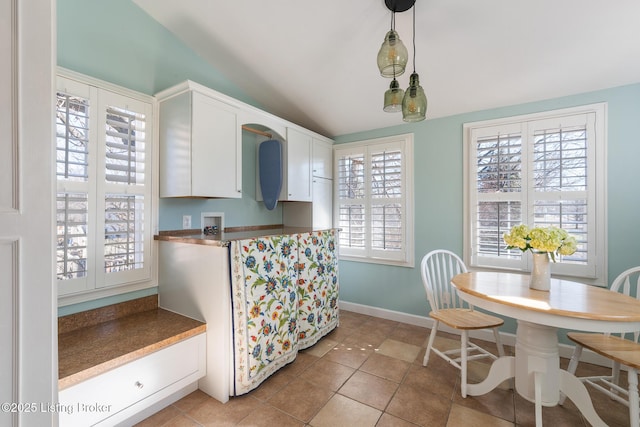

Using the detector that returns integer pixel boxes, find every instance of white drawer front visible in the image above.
[60,334,204,426]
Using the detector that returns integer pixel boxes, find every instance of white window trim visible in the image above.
[57,67,159,307]
[463,103,607,287]
[334,133,414,268]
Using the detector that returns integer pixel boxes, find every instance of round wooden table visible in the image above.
[451,271,640,427]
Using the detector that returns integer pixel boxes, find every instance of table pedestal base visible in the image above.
[515,321,559,405]
[466,320,607,427]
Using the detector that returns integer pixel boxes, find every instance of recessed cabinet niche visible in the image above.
[256,127,313,203]
[157,81,242,198]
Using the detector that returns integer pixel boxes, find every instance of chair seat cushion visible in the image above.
[430,308,504,330]
[567,332,640,370]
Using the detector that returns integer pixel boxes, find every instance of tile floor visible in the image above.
[136,310,632,427]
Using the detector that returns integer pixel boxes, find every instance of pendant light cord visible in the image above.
[391,9,395,32]
[391,11,397,79]
[412,3,416,74]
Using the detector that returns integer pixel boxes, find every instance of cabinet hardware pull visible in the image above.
[134,381,144,389]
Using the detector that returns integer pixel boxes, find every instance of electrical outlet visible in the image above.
[182,215,192,229]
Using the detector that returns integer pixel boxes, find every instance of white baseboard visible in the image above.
[339,300,611,368]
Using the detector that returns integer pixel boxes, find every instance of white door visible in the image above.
[1,0,56,425]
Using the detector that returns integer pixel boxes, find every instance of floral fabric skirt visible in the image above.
[229,230,339,395]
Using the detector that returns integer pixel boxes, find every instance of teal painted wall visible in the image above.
[58,1,640,331]
[57,287,158,317]
[57,0,259,106]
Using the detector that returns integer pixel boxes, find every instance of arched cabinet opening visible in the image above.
[249,124,312,205]
[242,123,286,210]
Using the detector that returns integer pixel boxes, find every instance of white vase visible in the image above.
[530,252,551,291]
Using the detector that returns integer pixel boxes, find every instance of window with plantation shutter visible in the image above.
[464,104,606,285]
[335,134,414,266]
[56,73,154,299]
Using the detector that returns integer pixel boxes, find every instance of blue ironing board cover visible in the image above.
[258,139,283,210]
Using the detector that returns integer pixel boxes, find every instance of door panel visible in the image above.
[1,0,56,425]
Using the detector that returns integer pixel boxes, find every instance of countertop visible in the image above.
[58,308,206,390]
[155,226,335,246]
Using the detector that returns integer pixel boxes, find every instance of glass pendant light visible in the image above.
[377,12,408,78]
[383,62,404,112]
[402,4,427,122]
[384,78,405,112]
[402,73,427,121]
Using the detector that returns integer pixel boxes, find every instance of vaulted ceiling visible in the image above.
[134,0,640,138]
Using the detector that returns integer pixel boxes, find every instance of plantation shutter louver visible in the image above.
[337,152,365,250]
[98,92,151,288]
[474,130,523,262]
[102,104,147,280]
[56,88,93,293]
[104,106,146,185]
[370,149,403,252]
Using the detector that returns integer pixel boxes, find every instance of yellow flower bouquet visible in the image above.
[503,224,577,262]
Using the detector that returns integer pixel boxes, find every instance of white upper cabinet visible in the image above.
[157,82,242,198]
[283,127,313,202]
[312,138,333,179]
[157,80,333,203]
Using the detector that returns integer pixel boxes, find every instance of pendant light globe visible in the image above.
[402,72,427,122]
[383,78,405,112]
[377,30,408,78]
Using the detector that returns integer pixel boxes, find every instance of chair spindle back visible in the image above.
[421,250,468,313]
[609,266,640,343]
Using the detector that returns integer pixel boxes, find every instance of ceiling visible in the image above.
[133,0,640,138]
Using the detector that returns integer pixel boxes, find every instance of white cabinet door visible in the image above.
[192,92,242,198]
[312,177,333,229]
[159,86,242,198]
[159,90,191,197]
[312,138,333,179]
[283,128,312,201]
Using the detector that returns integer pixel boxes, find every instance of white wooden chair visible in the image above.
[421,249,506,398]
[562,266,640,427]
